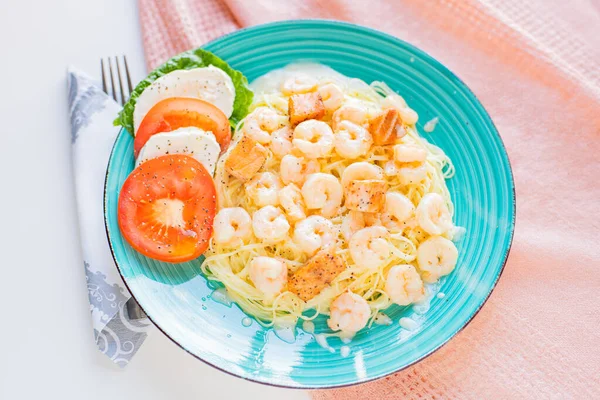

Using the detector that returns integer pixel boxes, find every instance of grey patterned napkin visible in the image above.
[68,67,152,367]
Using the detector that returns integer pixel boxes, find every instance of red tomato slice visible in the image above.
[118,154,216,263]
[134,97,231,158]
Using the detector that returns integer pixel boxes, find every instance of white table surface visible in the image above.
[0,1,309,399]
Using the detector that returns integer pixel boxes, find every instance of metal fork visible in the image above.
[101,55,133,105]
[101,56,147,321]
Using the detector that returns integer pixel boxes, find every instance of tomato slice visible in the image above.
[134,97,231,157]
[118,154,216,263]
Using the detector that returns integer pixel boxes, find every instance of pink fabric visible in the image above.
[138,0,600,398]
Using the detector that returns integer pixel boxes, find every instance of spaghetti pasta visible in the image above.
[202,64,458,329]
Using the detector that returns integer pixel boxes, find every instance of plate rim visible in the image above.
[103,18,516,389]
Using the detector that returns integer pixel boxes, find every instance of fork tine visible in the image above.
[100,59,108,94]
[115,56,126,105]
[123,55,133,95]
[108,58,117,102]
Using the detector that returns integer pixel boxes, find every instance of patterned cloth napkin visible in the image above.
[137,0,600,398]
[68,67,152,367]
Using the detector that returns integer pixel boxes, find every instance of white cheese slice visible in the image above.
[136,127,220,175]
[133,66,235,134]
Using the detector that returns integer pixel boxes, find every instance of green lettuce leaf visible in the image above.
[113,48,253,134]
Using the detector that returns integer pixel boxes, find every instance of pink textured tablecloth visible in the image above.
[138,0,600,398]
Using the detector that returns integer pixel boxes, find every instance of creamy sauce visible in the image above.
[250,63,349,93]
[449,226,467,241]
[315,334,335,353]
[340,346,351,358]
[399,317,419,331]
[301,320,354,353]
[354,350,367,380]
[302,320,315,334]
[340,336,352,344]
[413,281,443,315]
[211,287,233,307]
[273,326,296,344]
[413,292,432,315]
[412,300,431,315]
[241,317,253,327]
[423,117,439,132]
[436,292,446,299]
[373,312,393,326]
[250,63,381,111]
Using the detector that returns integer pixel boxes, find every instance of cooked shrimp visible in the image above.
[252,206,290,243]
[341,211,365,242]
[417,236,458,283]
[334,120,373,159]
[399,108,419,126]
[327,291,371,333]
[349,226,391,269]
[332,104,369,130]
[270,126,293,158]
[341,211,381,241]
[398,164,428,185]
[280,154,320,185]
[249,256,287,296]
[415,193,452,235]
[293,215,336,256]
[317,83,344,112]
[382,94,419,125]
[341,162,384,188]
[281,74,317,95]
[393,143,427,163]
[393,143,428,185]
[213,207,252,246]
[301,173,343,218]
[245,172,282,207]
[385,264,424,305]
[382,192,415,230]
[382,94,408,109]
[383,160,399,176]
[243,107,288,144]
[278,183,306,222]
[292,120,334,158]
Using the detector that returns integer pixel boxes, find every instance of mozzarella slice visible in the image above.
[136,127,220,175]
[133,65,236,134]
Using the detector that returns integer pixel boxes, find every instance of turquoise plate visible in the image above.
[105,20,515,388]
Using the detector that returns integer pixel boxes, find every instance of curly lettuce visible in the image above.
[114,48,253,134]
